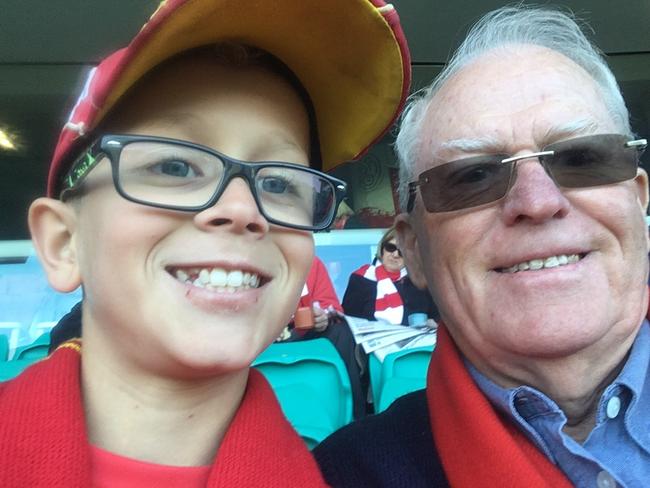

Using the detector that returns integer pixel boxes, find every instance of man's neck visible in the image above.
[469,331,637,443]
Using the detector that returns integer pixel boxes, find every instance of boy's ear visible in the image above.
[28,197,81,293]
[395,212,428,290]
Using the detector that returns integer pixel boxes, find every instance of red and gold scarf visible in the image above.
[0,341,327,487]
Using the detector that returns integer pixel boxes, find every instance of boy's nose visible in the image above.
[193,177,269,235]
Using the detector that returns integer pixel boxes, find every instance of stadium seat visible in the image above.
[373,346,434,412]
[368,353,383,407]
[0,334,8,362]
[13,332,51,361]
[253,338,353,448]
[0,323,21,359]
[0,359,36,382]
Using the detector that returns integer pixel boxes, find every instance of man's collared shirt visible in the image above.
[468,321,650,488]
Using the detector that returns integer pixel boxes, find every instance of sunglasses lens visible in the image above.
[419,155,513,212]
[545,134,639,188]
[413,134,643,213]
[383,243,402,256]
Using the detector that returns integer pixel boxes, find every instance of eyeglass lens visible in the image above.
[383,243,402,256]
[415,134,643,213]
[116,141,336,229]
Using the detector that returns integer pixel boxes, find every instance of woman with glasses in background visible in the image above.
[342,225,439,326]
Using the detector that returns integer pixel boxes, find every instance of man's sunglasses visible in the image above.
[407,133,647,213]
[383,242,402,256]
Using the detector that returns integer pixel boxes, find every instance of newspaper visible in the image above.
[345,315,437,361]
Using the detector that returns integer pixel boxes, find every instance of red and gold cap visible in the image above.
[46,0,411,196]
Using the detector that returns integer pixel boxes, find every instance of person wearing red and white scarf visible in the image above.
[342,227,438,325]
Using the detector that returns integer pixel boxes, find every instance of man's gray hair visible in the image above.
[395,5,631,211]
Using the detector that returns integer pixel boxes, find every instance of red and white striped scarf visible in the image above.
[355,263,407,324]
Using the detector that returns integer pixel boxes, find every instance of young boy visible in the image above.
[0,1,410,486]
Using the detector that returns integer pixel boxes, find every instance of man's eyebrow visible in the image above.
[437,119,601,156]
[439,136,504,154]
[539,119,601,143]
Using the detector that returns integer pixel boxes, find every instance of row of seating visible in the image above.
[368,346,433,412]
[0,332,51,381]
[0,334,433,448]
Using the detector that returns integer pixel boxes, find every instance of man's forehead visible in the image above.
[438,119,601,155]
[416,45,614,164]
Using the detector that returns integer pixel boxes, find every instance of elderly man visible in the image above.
[314,6,649,488]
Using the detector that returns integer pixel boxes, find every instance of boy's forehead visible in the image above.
[101,54,303,135]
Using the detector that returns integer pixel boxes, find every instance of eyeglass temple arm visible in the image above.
[626,139,647,150]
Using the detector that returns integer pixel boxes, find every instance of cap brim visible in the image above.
[96,0,408,172]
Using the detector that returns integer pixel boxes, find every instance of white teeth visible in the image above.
[543,256,559,268]
[210,268,227,287]
[199,269,211,285]
[501,254,582,274]
[173,266,261,290]
[227,270,243,287]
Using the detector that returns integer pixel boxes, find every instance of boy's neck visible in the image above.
[80,340,248,467]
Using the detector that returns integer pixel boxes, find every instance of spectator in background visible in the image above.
[298,256,344,331]
[342,225,439,325]
[279,256,367,418]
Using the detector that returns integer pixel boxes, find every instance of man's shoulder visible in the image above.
[313,390,449,487]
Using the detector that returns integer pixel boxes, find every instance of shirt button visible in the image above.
[606,396,621,419]
[597,470,617,488]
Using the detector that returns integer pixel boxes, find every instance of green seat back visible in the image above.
[13,332,51,361]
[377,377,427,411]
[253,338,352,447]
[0,335,9,362]
[374,346,434,413]
[368,353,383,407]
[0,359,37,382]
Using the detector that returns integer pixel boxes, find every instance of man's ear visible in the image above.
[28,197,81,293]
[395,212,428,289]
[635,168,649,212]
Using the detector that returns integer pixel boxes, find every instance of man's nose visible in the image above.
[193,177,269,235]
[500,157,571,225]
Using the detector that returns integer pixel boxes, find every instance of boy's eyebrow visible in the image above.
[153,111,204,129]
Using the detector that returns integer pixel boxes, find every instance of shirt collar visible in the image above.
[466,320,650,424]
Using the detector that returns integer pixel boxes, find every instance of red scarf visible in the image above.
[0,342,327,487]
[354,263,407,324]
[426,326,572,487]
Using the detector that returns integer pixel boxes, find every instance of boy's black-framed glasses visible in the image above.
[407,133,647,213]
[60,134,347,231]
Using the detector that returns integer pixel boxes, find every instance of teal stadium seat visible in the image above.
[0,333,51,382]
[253,338,353,448]
[0,334,8,362]
[13,332,51,361]
[0,359,37,382]
[374,346,434,412]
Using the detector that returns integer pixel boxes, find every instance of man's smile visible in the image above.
[497,253,586,274]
